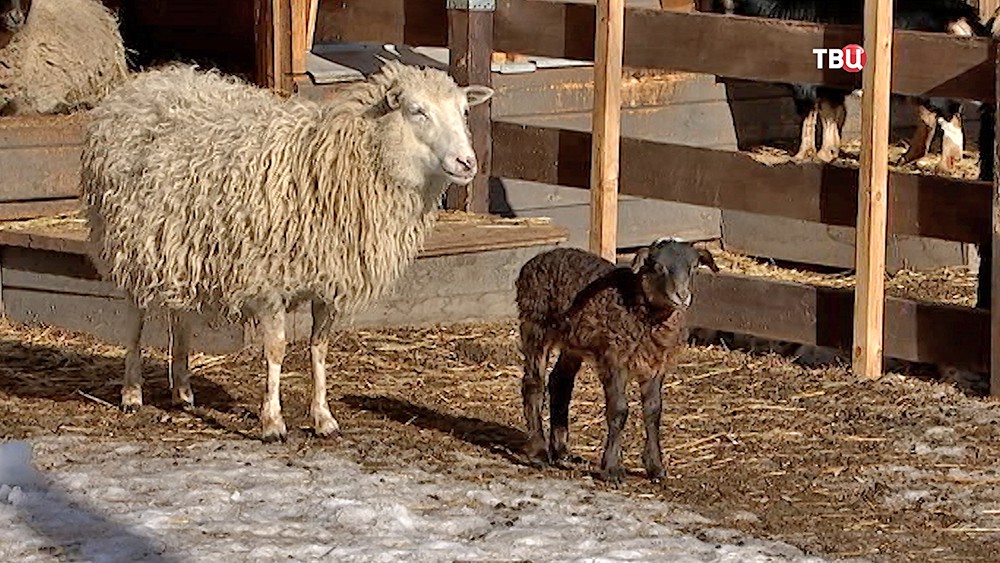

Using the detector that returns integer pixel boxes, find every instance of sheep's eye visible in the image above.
[410,105,428,118]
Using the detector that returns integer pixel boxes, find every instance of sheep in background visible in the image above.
[0,0,128,115]
[82,61,493,441]
[515,239,719,483]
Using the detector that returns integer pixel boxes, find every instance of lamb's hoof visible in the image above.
[312,410,341,438]
[260,418,288,443]
[120,402,140,414]
[121,388,142,413]
[646,466,666,483]
[596,466,625,485]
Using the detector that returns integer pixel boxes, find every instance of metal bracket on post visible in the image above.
[446,0,496,11]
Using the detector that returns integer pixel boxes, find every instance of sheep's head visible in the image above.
[377,61,494,186]
[0,0,29,42]
[630,238,719,310]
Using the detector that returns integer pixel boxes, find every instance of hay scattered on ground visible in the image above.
[2,315,1000,562]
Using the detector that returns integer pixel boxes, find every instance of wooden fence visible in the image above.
[439,0,999,389]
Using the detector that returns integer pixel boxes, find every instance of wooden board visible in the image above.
[0,115,86,203]
[494,1,995,101]
[492,121,991,245]
[689,271,989,373]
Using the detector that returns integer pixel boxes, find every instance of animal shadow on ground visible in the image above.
[5,441,179,562]
[340,394,534,466]
[0,335,237,414]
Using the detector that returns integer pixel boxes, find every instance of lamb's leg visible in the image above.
[898,103,937,166]
[792,105,818,162]
[520,322,548,464]
[639,374,665,482]
[547,350,583,464]
[121,302,145,413]
[597,371,628,484]
[169,313,194,409]
[259,307,288,442]
[816,100,842,163]
[938,113,963,173]
[309,300,340,437]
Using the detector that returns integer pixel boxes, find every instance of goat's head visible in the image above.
[0,0,30,39]
[630,238,719,310]
[377,60,494,187]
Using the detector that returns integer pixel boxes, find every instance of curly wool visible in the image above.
[82,62,455,320]
[0,0,128,115]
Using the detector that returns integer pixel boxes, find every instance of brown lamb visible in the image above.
[515,238,719,483]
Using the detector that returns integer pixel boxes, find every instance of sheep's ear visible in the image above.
[630,247,651,274]
[465,85,494,107]
[386,87,402,110]
[698,249,720,273]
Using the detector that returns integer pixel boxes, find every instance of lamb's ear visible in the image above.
[697,249,720,273]
[630,247,651,274]
[464,85,494,107]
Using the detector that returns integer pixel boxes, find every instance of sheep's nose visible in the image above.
[455,154,476,174]
[676,288,692,307]
[5,11,24,28]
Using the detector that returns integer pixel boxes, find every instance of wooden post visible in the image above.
[992,41,1000,396]
[291,0,313,76]
[852,0,894,379]
[590,0,625,261]
[255,0,294,93]
[446,0,494,214]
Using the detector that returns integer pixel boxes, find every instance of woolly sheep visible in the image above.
[0,0,127,115]
[82,61,494,441]
[515,239,718,483]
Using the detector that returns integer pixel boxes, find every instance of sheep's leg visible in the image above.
[816,100,842,163]
[791,105,818,162]
[169,313,194,409]
[309,300,340,438]
[938,113,963,174]
[898,103,937,166]
[639,374,665,482]
[121,302,145,413]
[547,350,583,464]
[259,307,288,442]
[597,371,628,484]
[520,322,548,465]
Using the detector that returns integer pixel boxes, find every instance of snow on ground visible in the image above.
[0,437,860,563]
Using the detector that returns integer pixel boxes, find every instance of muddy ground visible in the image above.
[1,310,999,562]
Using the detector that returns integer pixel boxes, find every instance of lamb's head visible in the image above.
[373,61,494,187]
[630,238,719,310]
[0,0,29,37]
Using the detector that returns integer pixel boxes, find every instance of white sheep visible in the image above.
[82,61,493,441]
[0,0,128,115]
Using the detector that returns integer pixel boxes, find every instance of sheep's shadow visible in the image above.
[3,443,179,562]
[0,334,238,414]
[340,394,531,465]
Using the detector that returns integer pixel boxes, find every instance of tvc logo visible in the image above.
[812,44,866,72]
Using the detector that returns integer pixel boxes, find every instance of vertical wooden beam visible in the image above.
[853,0,894,379]
[291,0,312,76]
[446,1,494,214]
[255,0,276,88]
[992,40,1000,396]
[590,0,624,261]
[307,0,320,49]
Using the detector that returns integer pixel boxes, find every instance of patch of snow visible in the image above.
[0,437,862,563]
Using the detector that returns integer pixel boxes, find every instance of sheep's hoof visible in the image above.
[791,149,815,163]
[312,410,341,438]
[645,466,666,483]
[816,148,838,163]
[260,418,288,443]
[596,466,625,485]
[120,402,141,414]
[171,387,195,410]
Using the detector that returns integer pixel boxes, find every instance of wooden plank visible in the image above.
[290,0,311,76]
[255,0,276,88]
[307,0,319,49]
[313,0,404,44]
[0,200,80,222]
[275,0,293,93]
[589,0,625,261]
[446,6,494,214]
[495,1,995,101]
[993,41,1000,396]
[853,0,894,379]
[491,121,991,244]
[689,271,990,373]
